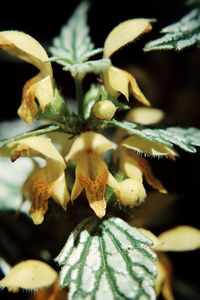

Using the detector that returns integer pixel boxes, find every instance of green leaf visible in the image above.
[0,124,61,149]
[144,8,200,51]
[49,1,105,78]
[38,89,69,123]
[108,120,200,153]
[50,1,92,65]
[108,119,138,132]
[56,216,157,300]
[63,58,111,79]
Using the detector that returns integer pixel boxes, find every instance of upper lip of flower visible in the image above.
[102,19,152,106]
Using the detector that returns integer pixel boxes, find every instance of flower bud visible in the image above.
[92,100,116,120]
[116,179,146,207]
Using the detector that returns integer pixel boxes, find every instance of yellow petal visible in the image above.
[0,31,53,124]
[155,253,174,300]
[23,168,51,225]
[9,137,69,223]
[121,135,178,158]
[133,152,167,193]
[50,171,70,208]
[18,75,54,124]
[8,137,66,168]
[66,131,115,161]
[81,169,107,218]
[138,228,161,248]
[119,148,167,193]
[0,260,57,293]
[104,19,152,58]
[71,164,84,201]
[71,152,108,218]
[125,107,164,125]
[104,66,150,105]
[0,31,51,63]
[119,148,144,182]
[155,226,200,252]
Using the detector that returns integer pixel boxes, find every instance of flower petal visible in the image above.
[66,131,115,161]
[0,260,57,293]
[155,253,174,300]
[104,19,152,58]
[119,148,167,193]
[125,107,164,125]
[121,135,178,158]
[0,31,54,124]
[0,31,50,64]
[23,169,49,225]
[132,151,167,193]
[8,137,66,168]
[119,148,144,182]
[104,66,150,105]
[138,228,161,248]
[9,137,69,223]
[71,152,108,218]
[155,226,200,252]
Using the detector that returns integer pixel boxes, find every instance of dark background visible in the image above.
[0,0,200,299]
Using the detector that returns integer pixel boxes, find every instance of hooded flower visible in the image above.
[0,31,54,124]
[0,260,58,293]
[8,136,69,224]
[65,131,146,218]
[103,19,152,105]
[139,226,200,300]
[115,107,178,203]
[119,146,167,195]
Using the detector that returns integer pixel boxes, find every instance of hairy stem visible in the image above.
[75,78,84,118]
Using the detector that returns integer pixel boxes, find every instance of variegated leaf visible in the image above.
[56,216,157,300]
[109,119,200,153]
[144,8,200,51]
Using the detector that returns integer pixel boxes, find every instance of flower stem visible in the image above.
[75,78,84,118]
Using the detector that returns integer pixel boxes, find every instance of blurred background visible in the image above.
[0,0,199,299]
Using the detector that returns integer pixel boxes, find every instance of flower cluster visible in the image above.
[0,19,169,225]
[0,8,199,300]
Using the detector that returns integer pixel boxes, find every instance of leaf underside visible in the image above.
[144,7,200,51]
[110,120,200,153]
[56,216,157,300]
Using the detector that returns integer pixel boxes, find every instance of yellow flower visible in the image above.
[103,19,152,105]
[119,146,167,194]
[0,31,54,124]
[65,131,114,218]
[65,131,146,217]
[8,136,69,224]
[0,260,58,293]
[139,226,200,300]
[113,107,179,206]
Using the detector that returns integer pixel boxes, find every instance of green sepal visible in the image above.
[37,89,69,123]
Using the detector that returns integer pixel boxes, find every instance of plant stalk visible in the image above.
[75,78,84,118]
